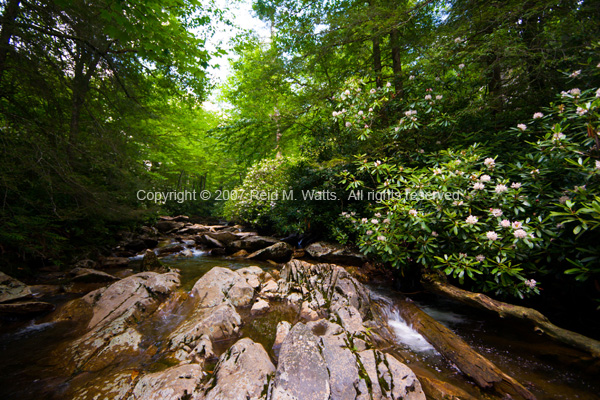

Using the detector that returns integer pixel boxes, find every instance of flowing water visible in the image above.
[372,286,600,400]
[1,250,599,399]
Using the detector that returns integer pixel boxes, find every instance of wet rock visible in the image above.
[141,249,166,272]
[180,248,194,257]
[101,256,130,268]
[29,284,62,298]
[230,249,249,258]
[304,242,366,266]
[156,220,186,233]
[201,338,275,400]
[198,234,224,248]
[247,242,293,263]
[271,322,331,400]
[0,301,55,315]
[177,224,207,235]
[69,267,120,283]
[159,215,190,222]
[0,271,32,303]
[236,266,267,289]
[168,267,257,360]
[272,321,291,360]
[251,299,269,315]
[205,231,238,245]
[131,364,204,400]
[228,235,279,253]
[56,271,180,373]
[156,244,184,256]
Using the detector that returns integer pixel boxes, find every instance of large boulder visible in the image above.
[0,271,32,303]
[200,338,275,400]
[271,322,331,400]
[167,267,260,361]
[247,242,293,263]
[304,242,367,266]
[55,271,180,373]
[228,235,280,253]
[271,320,425,400]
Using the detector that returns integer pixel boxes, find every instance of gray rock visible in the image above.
[271,322,331,400]
[191,267,255,307]
[130,364,204,400]
[228,235,280,253]
[167,267,261,360]
[304,242,366,266]
[247,242,293,263]
[201,338,275,400]
[69,267,120,283]
[205,231,239,245]
[272,321,291,360]
[357,350,425,400]
[199,234,225,248]
[0,271,32,303]
[251,299,269,315]
[156,220,186,233]
[57,271,180,373]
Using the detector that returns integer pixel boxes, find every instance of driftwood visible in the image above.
[422,275,600,359]
[395,297,537,400]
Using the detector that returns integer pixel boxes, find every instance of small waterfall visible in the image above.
[371,291,437,353]
[386,307,437,353]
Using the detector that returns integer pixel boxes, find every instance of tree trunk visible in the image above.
[0,0,21,83]
[67,46,99,161]
[392,297,537,399]
[372,34,382,88]
[421,274,600,359]
[390,27,402,96]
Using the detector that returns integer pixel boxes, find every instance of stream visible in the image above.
[1,249,599,399]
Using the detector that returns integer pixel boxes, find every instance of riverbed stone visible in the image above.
[271,322,331,400]
[200,338,275,400]
[56,271,180,373]
[304,242,367,266]
[228,235,279,253]
[247,242,293,263]
[251,299,269,315]
[0,271,32,303]
[130,364,204,400]
[272,320,291,360]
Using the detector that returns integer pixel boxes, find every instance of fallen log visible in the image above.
[422,275,600,359]
[395,297,537,400]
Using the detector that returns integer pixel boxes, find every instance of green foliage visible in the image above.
[336,84,600,298]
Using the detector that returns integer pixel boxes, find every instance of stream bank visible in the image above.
[1,217,599,399]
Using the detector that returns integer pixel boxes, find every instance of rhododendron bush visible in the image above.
[335,82,600,299]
